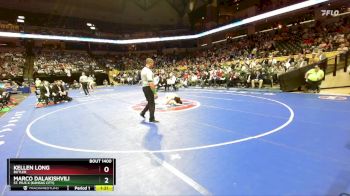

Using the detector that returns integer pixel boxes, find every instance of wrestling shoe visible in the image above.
[149,119,159,123]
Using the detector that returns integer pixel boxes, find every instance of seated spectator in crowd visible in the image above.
[305,65,324,93]
[284,55,295,71]
[127,75,134,85]
[337,43,349,54]
[275,64,286,79]
[297,55,308,68]
[216,68,226,86]
[200,71,209,88]
[103,79,109,87]
[10,80,19,92]
[157,75,167,91]
[309,52,319,64]
[71,80,80,89]
[180,77,188,88]
[248,70,264,89]
[166,73,176,91]
[22,81,29,87]
[337,43,349,64]
[190,73,198,86]
[225,71,240,89]
[209,68,218,87]
[317,50,327,61]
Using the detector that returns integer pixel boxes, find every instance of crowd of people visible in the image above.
[0,49,26,79]
[33,50,103,76]
[112,52,314,90]
[107,17,349,90]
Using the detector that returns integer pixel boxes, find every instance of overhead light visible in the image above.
[201,43,208,47]
[86,23,92,26]
[300,19,314,24]
[90,26,96,30]
[259,28,274,33]
[231,34,247,39]
[17,19,25,23]
[18,16,25,19]
[334,11,350,17]
[212,39,227,44]
[189,1,194,11]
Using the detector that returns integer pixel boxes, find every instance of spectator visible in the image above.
[305,65,324,93]
[35,78,42,88]
[103,79,109,87]
[249,70,264,89]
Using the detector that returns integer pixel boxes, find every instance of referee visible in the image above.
[140,58,159,123]
[79,72,90,96]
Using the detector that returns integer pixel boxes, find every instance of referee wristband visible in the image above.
[152,89,157,94]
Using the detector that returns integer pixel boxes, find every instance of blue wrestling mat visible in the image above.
[0,86,349,195]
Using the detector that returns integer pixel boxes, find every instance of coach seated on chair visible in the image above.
[52,80,71,103]
[51,80,60,104]
[0,88,9,104]
[40,81,52,105]
[305,65,324,93]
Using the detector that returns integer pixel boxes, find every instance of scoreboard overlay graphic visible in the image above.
[7,159,115,191]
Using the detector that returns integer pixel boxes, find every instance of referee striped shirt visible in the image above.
[141,67,153,87]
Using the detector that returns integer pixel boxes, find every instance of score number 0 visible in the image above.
[104,166,109,184]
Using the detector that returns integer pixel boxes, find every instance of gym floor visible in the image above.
[0,86,349,195]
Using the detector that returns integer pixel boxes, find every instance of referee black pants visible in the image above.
[141,86,155,121]
[82,82,89,95]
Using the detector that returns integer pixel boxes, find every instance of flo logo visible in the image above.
[321,10,339,16]
[132,99,200,112]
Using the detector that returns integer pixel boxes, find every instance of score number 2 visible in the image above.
[103,166,110,184]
